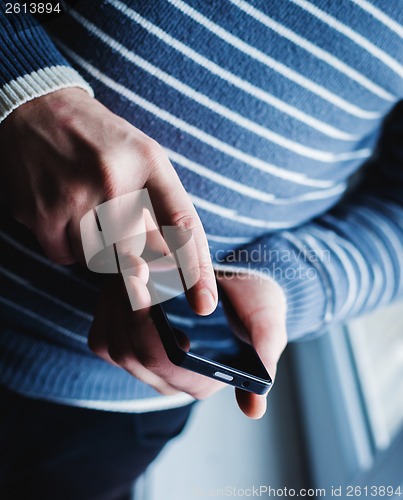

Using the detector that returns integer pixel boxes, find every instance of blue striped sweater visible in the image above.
[0,0,402,411]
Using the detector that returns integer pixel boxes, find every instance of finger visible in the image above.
[217,274,287,379]
[129,306,224,399]
[217,273,287,419]
[146,158,217,316]
[125,276,224,399]
[88,277,121,367]
[91,276,179,394]
[235,389,267,419]
[144,209,170,257]
[218,283,252,345]
[106,286,179,395]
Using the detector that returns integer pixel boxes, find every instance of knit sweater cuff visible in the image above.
[212,233,330,341]
[0,65,94,123]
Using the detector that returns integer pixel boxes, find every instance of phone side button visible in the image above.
[213,371,234,382]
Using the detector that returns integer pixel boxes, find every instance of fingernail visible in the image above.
[197,288,216,315]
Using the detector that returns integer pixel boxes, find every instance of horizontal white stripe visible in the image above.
[289,0,403,76]
[23,392,195,413]
[0,296,87,344]
[0,231,98,291]
[190,194,298,229]
[206,233,253,244]
[58,43,335,188]
[168,149,277,202]
[70,10,369,162]
[164,0,382,119]
[167,148,346,203]
[351,0,403,38]
[230,0,394,101]
[0,266,93,321]
[106,0,361,137]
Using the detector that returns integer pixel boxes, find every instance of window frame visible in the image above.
[290,323,403,490]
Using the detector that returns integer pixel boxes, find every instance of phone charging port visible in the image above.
[213,371,234,382]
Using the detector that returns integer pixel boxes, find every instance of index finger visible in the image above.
[146,155,217,316]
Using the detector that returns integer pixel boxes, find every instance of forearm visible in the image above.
[217,192,402,341]
[217,102,403,340]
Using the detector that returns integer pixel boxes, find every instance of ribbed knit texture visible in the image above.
[0,0,402,409]
[0,9,93,121]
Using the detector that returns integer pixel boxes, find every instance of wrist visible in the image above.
[0,66,93,124]
[213,235,329,341]
[1,87,93,129]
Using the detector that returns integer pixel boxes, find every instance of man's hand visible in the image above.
[89,272,226,399]
[0,88,217,315]
[0,88,285,414]
[217,271,288,419]
[89,268,287,418]
[0,87,218,393]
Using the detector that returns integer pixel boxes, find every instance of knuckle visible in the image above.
[66,184,100,215]
[182,260,213,289]
[171,211,199,233]
[198,259,215,280]
[141,136,164,162]
[98,163,118,200]
[141,141,173,181]
[182,265,201,287]
[134,136,168,177]
[97,136,166,197]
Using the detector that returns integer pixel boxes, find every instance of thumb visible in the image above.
[217,273,288,419]
[235,388,267,419]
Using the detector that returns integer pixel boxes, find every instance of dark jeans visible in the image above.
[0,384,193,500]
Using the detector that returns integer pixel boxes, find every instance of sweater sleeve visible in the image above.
[216,101,403,342]
[0,5,93,123]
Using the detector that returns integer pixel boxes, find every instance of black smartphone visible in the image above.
[150,287,272,395]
